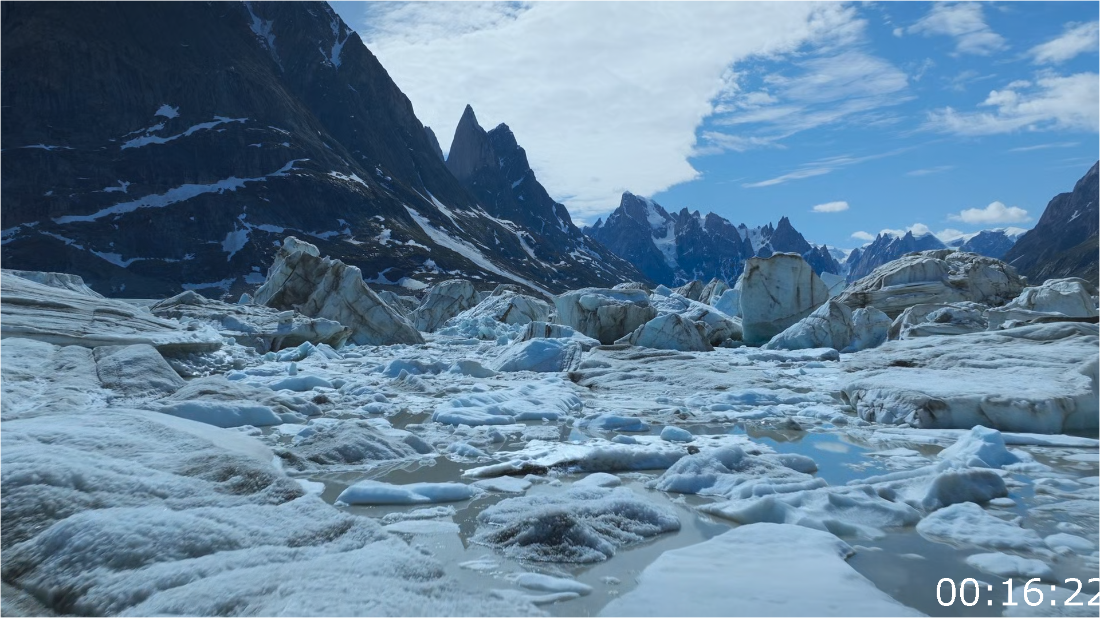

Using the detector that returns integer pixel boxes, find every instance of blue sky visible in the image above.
[332,2,1098,250]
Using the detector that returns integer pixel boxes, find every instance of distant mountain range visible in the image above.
[0,1,642,298]
[583,193,840,286]
[844,227,1026,282]
[2,2,1092,299]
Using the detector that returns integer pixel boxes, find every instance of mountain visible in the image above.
[584,193,838,286]
[845,231,947,281]
[845,227,1035,282]
[944,228,1027,260]
[0,1,636,298]
[1002,162,1099,286]
[443,105,644,288]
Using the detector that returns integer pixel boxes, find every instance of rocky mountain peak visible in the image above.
[445,104,495,182]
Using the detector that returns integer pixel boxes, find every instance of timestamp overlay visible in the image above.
[938,578,1099,614]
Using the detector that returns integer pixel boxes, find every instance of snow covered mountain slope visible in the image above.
[1003,162,1099,286]
[584,192,840,286]
[0,2,636,298]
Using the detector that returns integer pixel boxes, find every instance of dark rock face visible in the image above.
[845,231,947,282]
[1002,162,1099,285]
[585,192,835,286]
[443,106,644,289]
[0,1,635,298]
[953,230,1021,260]
[802,245,841,276]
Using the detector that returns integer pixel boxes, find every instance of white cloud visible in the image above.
[851,231,875,241]
[1030,21,1099,64]
[743,147,910,188]
[880,223,935,238]
[906,165,954,176]
[926,73,1099,135]
[948,201,1031,224]
[706,49,911,152]
[1008,141,1078,153]
[908,2,1007,56]
[812,201,849,213]
[347,2,861,218]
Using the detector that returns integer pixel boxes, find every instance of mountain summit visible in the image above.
[444,105,643,287]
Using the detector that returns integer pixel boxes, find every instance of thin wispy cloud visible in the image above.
[1030,21,1099,64]
[907,2,1007,56]
[1008,142,1079,153]
[906,165,954,176]
[743,147,910,188]
[851,231,875,241]
[352,2,862,217]
[948,201,1031,224]
[812,201,849,213]
[705,47,912,156]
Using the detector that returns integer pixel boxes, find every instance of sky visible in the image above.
[330,1,1099,250]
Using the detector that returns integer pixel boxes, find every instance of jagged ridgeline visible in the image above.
[0,1,643,298]
[584,192,842,286]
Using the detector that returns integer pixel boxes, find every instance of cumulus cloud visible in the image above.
[851,231,876,241]
[948,202,1031,224]
[345,2,865,218]
[1030,21,1099,64]
[926,73,1099,135]
[907,2,1007,56]
[812,201,849,213]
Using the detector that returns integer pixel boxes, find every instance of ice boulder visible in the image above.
[763,300,849,352]
[3,269,104,297]
[336,480,476,505]
[612,281,651,293]
[517,321,601,351]
[680,303,742,345]
[840,323,1099,432]
[838,250,1025,318]
[600,523,922,617]
[93,344,185,402]
[887,302,988,340]
[376,290,419,317]
[553,288,657,345]
[446,291,551,328]
[616,313,713,352]
[699,278,729,306]
[987,278,1099,330]
[254,237,423,346]
[490,338,584,373]
[763,301,890,353]
[0,272,222,353]
[151,290,351,352]
[472,486,680,562]
[673,280,704,301]
[712,287,741,317]
[411,279,479,332]
[739,254,830,345]
[276,420,432,470]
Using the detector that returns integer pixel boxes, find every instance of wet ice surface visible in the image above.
[5,324,1098,616]
[244,334,1098,616]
